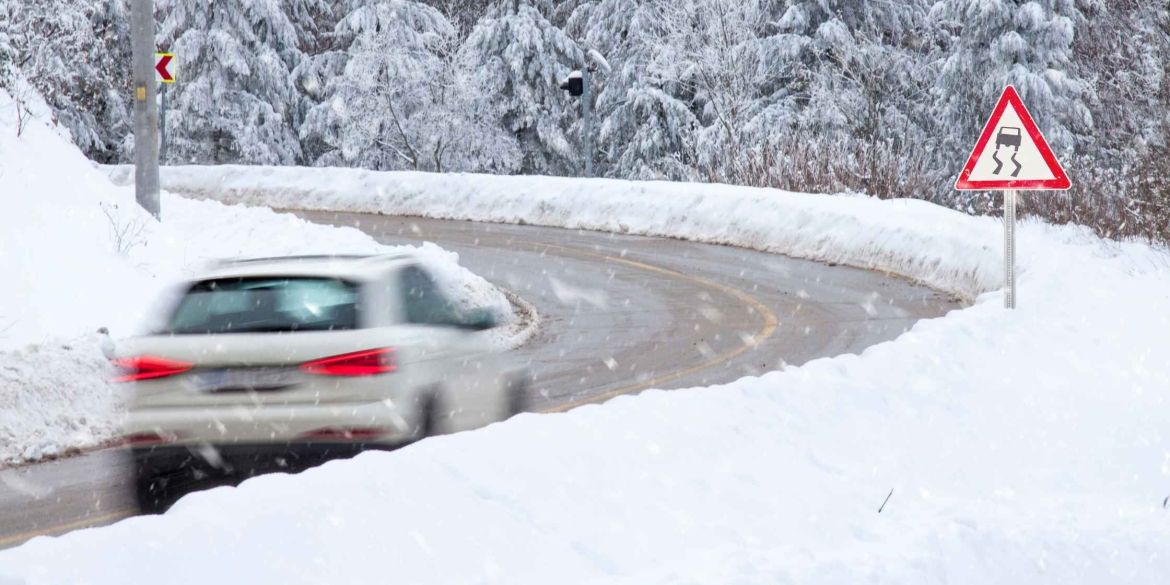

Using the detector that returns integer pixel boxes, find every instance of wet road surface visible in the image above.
[0,212,960,548]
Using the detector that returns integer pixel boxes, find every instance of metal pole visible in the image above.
[583,66,592,178]
[1004,189,1017,309]
[159,84,167,164]
[131,0,160,219]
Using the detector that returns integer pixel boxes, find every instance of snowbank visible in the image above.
[3,226,1170,582]
[12,168,1155,582]
[106,164,1002,300]
[0,93,517,466]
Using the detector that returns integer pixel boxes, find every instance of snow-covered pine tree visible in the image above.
[529,0,581,28]
[426,0,495,32]
[742,0,933,197]
[1072,1,1170,165]
[1054,1,1170,241]
[282,0,334,164]
[635,0,774,182]
[302,0,518,172]
[459,1,582,174]
[0,0,15,85]
[3,0,134,161]
[157,0,304,164]
[929,0,1091,185]
[567,0,699,180]
[419,35,523,172]
[301,0,446,170]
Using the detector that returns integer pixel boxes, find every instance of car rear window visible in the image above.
[164,277,362,334]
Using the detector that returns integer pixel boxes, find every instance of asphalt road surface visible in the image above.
[0,213,961,549]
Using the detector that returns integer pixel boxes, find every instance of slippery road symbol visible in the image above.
[991,127,1023,177]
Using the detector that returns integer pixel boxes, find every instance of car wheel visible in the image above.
[134,472,170,514]
[418,388,444,438]
[506,373,530,417]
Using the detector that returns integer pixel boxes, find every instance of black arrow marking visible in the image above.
[991,149,1004,175]
[1010,151,1022,177]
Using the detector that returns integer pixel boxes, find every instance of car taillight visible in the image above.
[110,356,194,383]
[298,427,387,440]
[122,431,181,446]
[300,348,396,376]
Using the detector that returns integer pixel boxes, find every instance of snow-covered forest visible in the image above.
[2,0,1168,242]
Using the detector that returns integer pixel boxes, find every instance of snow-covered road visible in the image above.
[0,211,955,549]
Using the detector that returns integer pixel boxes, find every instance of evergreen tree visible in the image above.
[302,0,519,172]
[1072,0,1170,163]
[635,0,774,180]
[569,0,699,180]
[424,0,494,32]
[929,0,1091,177]
[744,0,933,196]
[459,2,582,174]
[3,0,134,161]
[157,0,304,164]
[283,0,342,165]
[0,1,16,85]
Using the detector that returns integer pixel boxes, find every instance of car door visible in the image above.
[394,264,502,430]
[395,265,469,383]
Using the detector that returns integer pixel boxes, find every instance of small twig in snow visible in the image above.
[878,488,894,513]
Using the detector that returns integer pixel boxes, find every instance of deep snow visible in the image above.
[0,164,1152,583]
[0,91,518,465]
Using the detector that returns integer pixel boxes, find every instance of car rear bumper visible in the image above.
[130,441,398,478]
[125,400,415,446]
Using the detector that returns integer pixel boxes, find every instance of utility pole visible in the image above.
[131,0,160,219]
[582,65,592,178]
[559,58,608,178]
[159,84,167,163]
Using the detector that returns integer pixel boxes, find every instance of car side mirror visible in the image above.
[462,308,499,331]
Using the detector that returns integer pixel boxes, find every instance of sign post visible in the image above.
[154,53,176,164]
[582,65,591,178]
[131,0,159,219]
[558,51,609,179]
[1004,189,1016,308]
[955,86,1071,309]
[558,71,590,177]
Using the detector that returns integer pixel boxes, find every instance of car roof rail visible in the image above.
[210,253,410,267]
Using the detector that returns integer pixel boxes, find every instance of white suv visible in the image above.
[116,254,525,511]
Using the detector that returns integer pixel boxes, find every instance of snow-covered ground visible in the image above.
[106,165,1003,301]
[0,167,1149,582]
[0,91,517,465]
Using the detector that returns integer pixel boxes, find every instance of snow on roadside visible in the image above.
[0,338,120,463]
[138,194,515,330]
[31,164,1163,584]
[0,94,517,466]
[106,165,1003,300]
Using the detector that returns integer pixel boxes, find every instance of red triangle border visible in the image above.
[954,85,1071,191]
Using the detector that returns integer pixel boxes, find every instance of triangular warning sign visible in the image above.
[955,86,1071,191]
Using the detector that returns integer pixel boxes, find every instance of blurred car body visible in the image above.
[114,254,525,511]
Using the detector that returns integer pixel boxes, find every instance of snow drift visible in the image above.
[4,166,1153,583]
[106,164,1002,301]
[0,91,516,465]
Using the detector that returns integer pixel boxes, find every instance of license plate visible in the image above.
[192,368,299,392]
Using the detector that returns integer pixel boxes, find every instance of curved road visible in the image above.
[0,212,960,549]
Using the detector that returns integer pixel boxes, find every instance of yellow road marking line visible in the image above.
[528,242,778,414]
[1,240,779,547]
[0,509,136,549]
